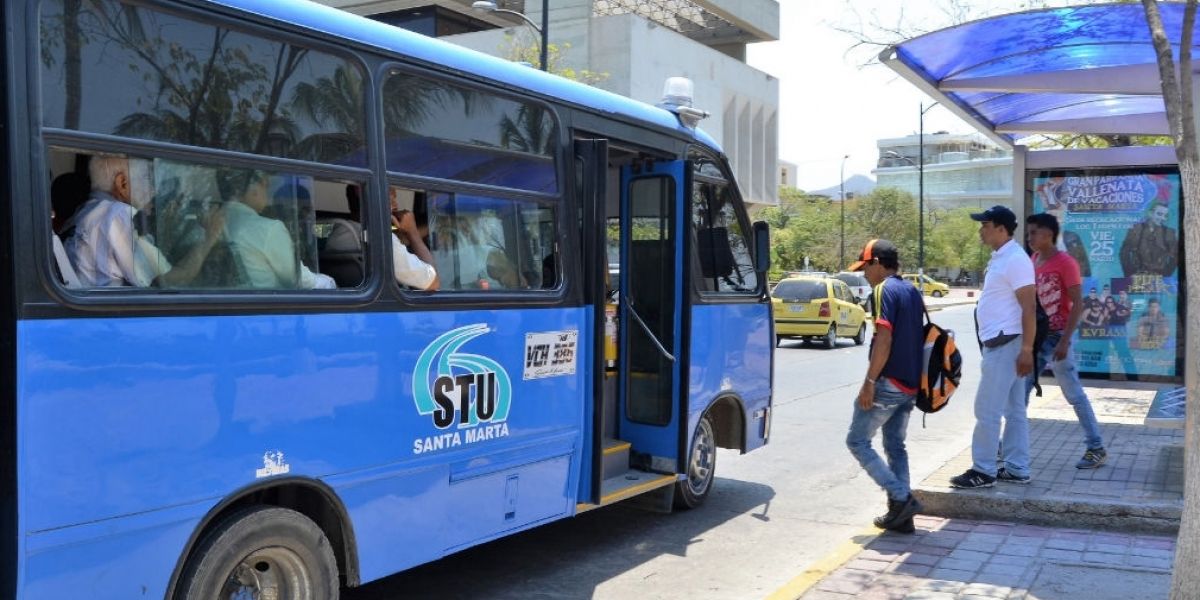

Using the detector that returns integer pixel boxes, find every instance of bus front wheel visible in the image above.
[176,506,339,600]
[675,415,716,509]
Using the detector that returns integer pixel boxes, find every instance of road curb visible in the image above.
[926,300,978,313]
[762,526,879,600]
[913,486,1181,535]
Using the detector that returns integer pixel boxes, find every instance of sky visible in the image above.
[745,1,1038,193]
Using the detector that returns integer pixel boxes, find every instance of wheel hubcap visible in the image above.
[688,420,715,496]
[222,546,312,600]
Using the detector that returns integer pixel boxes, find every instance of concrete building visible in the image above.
[317,0,781,205]
[872,132,1013,213]
[778,159,798,190]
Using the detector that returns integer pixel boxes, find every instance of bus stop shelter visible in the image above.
[881,3,1189,393]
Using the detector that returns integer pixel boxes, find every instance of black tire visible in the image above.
[932,290,944,298]
[175,506,339,600]
[853,323,866,346]
[823,325,837,349]
[675,414,716,509]
[775,335,782,348]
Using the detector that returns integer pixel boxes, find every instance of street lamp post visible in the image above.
[839,154,849,269]
[472,1,549,71]
[917,101,939,276]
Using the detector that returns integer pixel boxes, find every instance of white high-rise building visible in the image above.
[873,132,1013,213]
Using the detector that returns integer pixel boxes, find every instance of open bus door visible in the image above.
[615,160,686,490]
[574,143,685,511]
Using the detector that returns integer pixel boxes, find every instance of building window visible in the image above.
[369,7,496,37]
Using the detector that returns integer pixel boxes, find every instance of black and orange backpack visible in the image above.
[917,306,963,416]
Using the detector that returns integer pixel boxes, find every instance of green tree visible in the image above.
[502,35,609,86]
[847,187,919,270]
[766,187,842,276]
[925,208,988,273]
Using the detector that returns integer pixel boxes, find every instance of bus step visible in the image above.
[584,470,679,513]
[602,438,632,480]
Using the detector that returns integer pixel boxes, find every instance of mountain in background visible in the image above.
[808,174,876,199]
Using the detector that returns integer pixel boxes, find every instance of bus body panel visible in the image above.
[688,304,773,451]
[16,308,589,595]
[22,499,206,599]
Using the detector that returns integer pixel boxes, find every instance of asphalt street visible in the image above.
[347,304,983,600]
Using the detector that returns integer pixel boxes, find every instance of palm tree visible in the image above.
[499,104,556,155]
[290,65,366,164]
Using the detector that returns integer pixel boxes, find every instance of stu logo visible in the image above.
[412,324,513,454]
[432,372,499,428]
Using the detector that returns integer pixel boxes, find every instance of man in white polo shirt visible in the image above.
[950,205,1037,489]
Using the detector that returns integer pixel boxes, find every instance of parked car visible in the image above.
[772,276,867,349]
[834,271,872,308]
[903,273,951,297]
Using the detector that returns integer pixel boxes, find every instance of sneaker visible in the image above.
[949,468,995,489]
[996,468,1031,484]
[874,494,923,530]
[1076,447,1107,469]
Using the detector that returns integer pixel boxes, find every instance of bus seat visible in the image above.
[320,218,364,287]
[51,234,81,288]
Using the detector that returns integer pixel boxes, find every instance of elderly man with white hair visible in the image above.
[64,155,224,287]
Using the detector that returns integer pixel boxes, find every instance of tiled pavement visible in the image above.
[914,385,1185,533]
[792,385,1184,599]
[798,516,1175,600]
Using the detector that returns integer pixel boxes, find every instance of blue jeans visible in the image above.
[1025,331,1104,450]
[972,335,1030,478]
[846,378,916,501]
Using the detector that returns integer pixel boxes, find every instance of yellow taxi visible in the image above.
[772,276,867,348]
[903,273,951,298]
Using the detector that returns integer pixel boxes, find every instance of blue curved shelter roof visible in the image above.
[882,2,1194,146]
[209,0,720,151]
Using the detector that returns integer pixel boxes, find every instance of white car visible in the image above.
[835,271,872,308]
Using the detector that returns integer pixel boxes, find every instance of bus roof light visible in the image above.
[659,77,710,129]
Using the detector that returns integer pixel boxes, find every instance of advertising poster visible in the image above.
[1030,168,1184,381]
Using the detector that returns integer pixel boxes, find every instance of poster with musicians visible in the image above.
[1030,168,1183,381]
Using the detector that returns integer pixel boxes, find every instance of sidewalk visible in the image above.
[797,516,1175,600]
[925,288,978,312]
[916,385,1184,533]
[790,385,1184,599]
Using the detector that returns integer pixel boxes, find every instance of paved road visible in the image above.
[347,305,984,600]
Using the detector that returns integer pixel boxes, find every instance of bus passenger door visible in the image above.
[618,161,684,473]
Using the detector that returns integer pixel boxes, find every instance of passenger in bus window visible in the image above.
[223,170,335,290]
[389,187,438,291]
[485,249,524,289]
[64,156,224,288]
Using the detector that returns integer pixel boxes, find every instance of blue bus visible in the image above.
[6,0,774,597]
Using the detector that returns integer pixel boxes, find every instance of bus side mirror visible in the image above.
[753,221,770,274]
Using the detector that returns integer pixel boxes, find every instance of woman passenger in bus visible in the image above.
[64,156,225,288]
[222,170,334,290]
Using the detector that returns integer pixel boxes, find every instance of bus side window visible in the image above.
[425,193,556,292]
[50,149,358,291]
[691,159,758,294]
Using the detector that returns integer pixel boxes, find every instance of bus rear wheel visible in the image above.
[675,414,716,509]
[175,506,339,600]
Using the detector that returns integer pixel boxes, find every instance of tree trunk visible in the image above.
[1142,2,1200,598]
